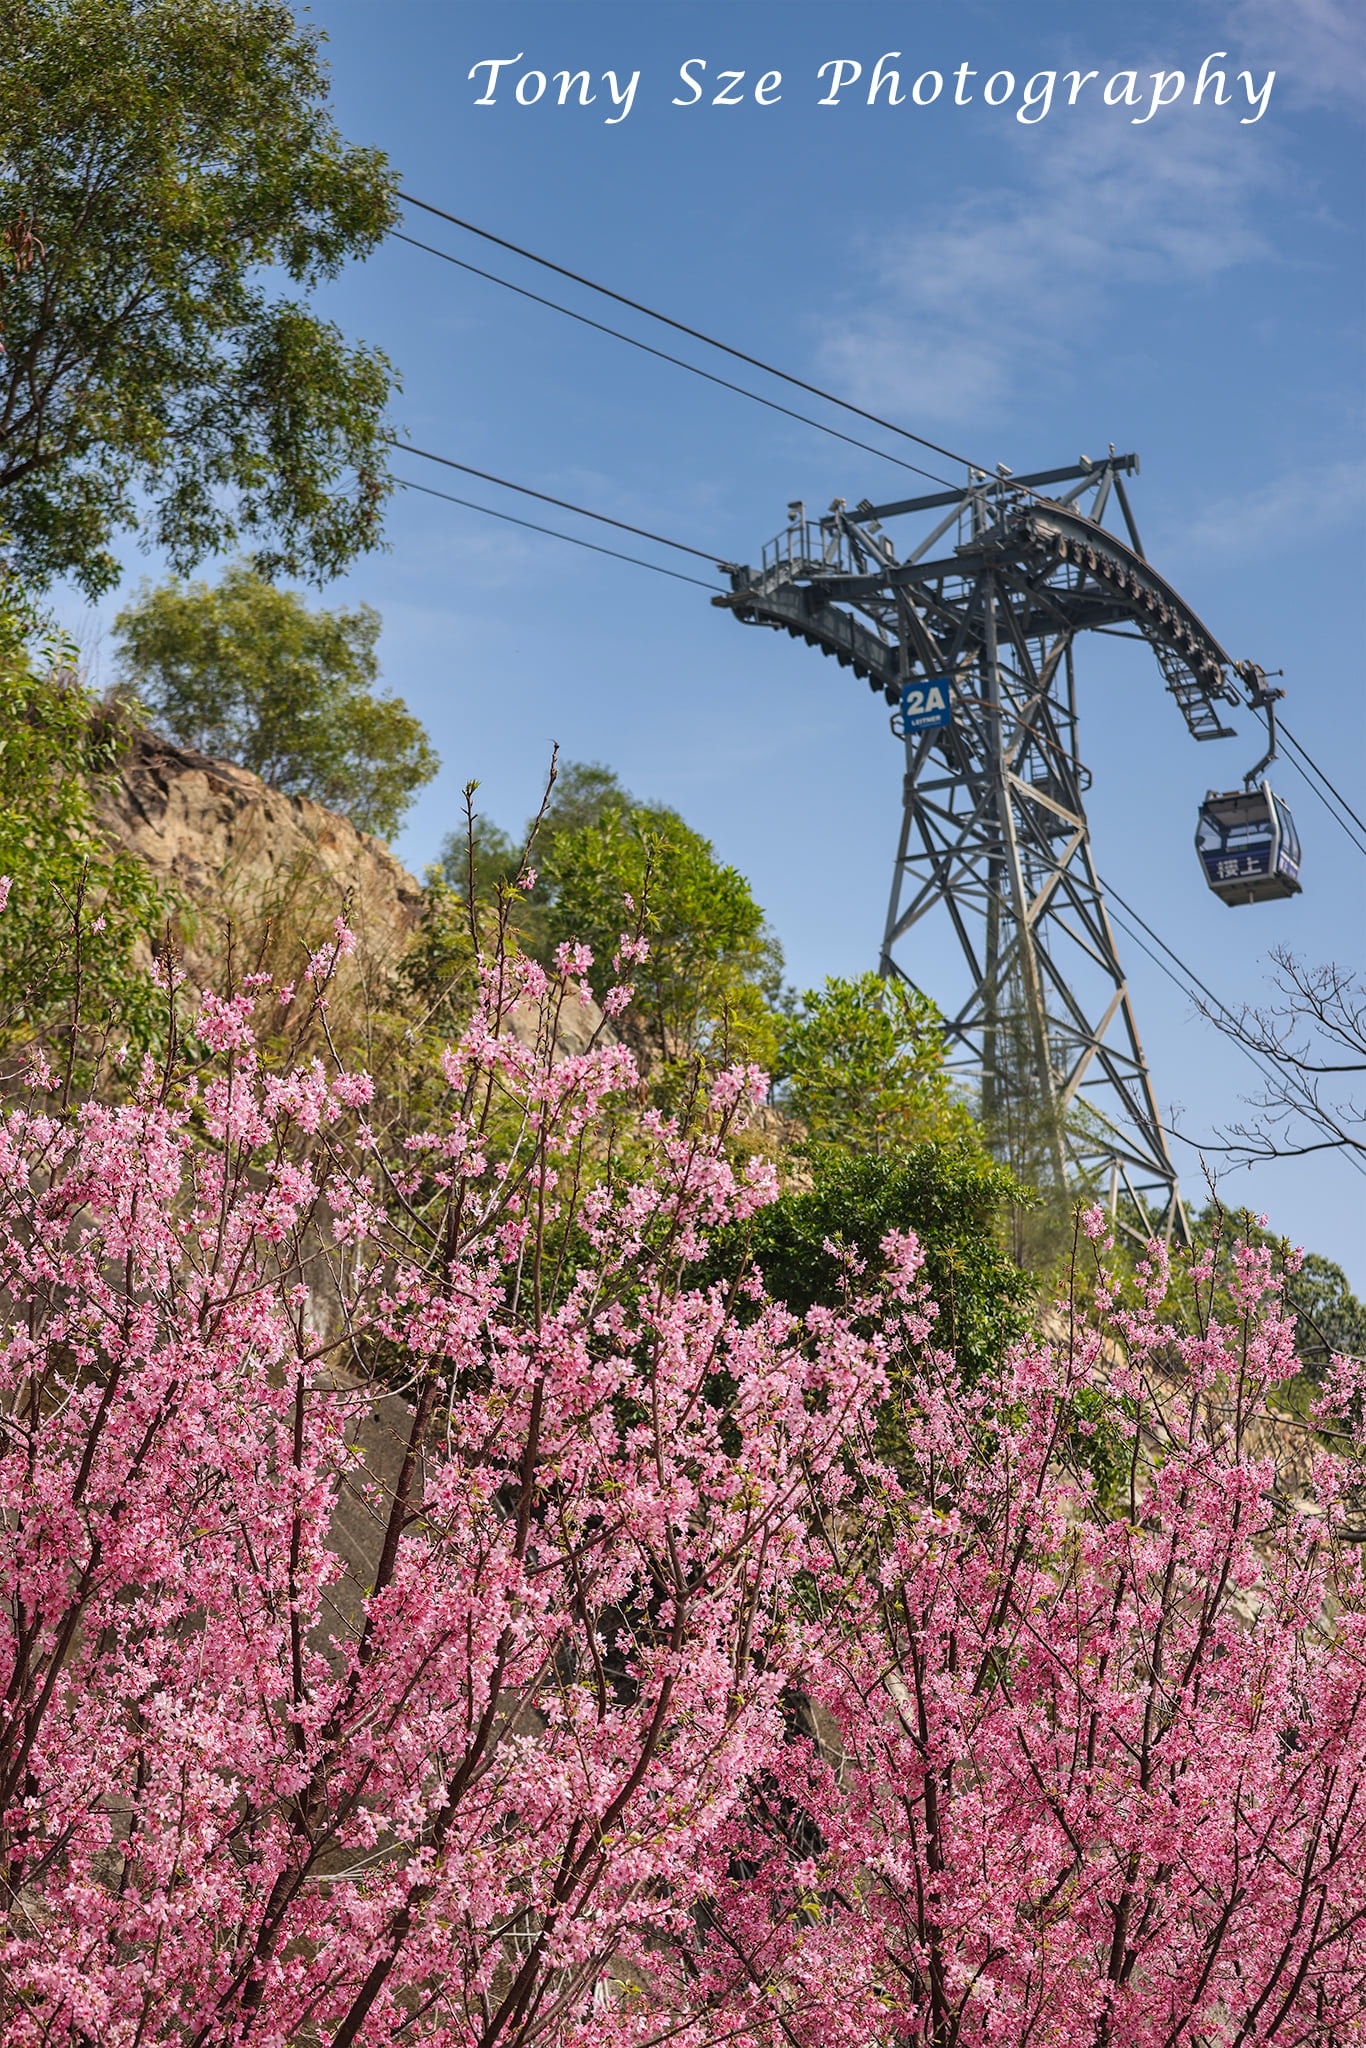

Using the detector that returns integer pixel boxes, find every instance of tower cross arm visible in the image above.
[860,453,1140,524]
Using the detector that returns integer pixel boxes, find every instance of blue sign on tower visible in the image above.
[900,676,954,733]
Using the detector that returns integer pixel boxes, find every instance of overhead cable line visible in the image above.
[1109,897,1366,1184]
[393,475,723,591]
[1277,719,1366,856]
[1100,899,1364,1177]
[397,191,985,481]
[1280,721,1366,837]
[1280,749,1366,862]
[1099,873,1366,1180]
[1103,870,1279,1056]
[391,440,722,563]
[391,228,956,490]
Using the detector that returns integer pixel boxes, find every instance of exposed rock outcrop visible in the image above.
[95,722,618,1060]
[94,723,427,987]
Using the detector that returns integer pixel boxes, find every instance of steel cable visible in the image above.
[391,228,957,489]
[1279,721,1365,837]
[390,441,722,563]
[393,474,723,591]
[1276,721,1366,859]
[1100,875,1366,1180]
[396,192,984,481]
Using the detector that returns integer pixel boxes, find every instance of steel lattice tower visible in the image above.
[718,453,1261,1243]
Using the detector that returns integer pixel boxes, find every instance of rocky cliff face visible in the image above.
[95,723,427,987]
[94,723,608,1062]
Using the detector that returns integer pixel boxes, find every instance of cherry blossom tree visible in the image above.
[0,915,885,2043]
[0,884,1362,2045]
[681,1221,1366,2045]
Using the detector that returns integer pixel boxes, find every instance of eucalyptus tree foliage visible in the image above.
[0,0,397,595]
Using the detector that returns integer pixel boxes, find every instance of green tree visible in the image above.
[439,761,630,946]
[542,800,783,1072]
[704,1140,1033,1386]
[727,976,1031,1388]
[0,563,167,1072]
[439,762,784,1073]
[440,815,523,909]
[537,759,631,845]
[0,0,396,596]
[113,565,437,839]
[1286,1251,1366,1376]
[778,971,975,1157]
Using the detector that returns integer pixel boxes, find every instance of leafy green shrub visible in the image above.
[705,1139,1034,1384]
[440,761,785,1083]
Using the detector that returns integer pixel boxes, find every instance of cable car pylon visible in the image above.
[716,452,1299,1246]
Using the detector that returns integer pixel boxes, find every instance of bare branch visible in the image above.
[1188,950,1366,1169]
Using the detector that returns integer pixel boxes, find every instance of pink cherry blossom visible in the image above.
[0,921,1358,2045]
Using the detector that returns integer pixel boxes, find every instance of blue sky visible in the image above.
[67,0,1366,1280]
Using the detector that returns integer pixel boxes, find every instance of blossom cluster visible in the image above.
[0,931,1360,2044]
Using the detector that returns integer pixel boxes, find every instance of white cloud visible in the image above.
[1173,457,1366,556]
[814,116,1281,426]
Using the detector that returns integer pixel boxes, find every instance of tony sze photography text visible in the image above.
[467,51,1278,126]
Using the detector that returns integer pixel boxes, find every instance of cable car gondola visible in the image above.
[1196,780,1302,905]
